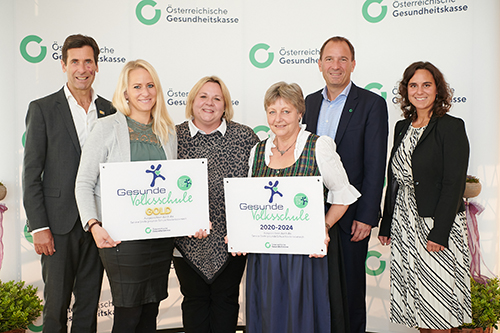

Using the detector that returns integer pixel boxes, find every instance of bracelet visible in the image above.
[325,222,331,230]
[88,220,102,232]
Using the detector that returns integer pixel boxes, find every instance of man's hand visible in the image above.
[33,229,56,256]
[351,220,372,242]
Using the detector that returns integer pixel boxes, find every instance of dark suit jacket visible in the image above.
[379,114,469,247]
[304,83,388,234]
[23,87,115,235]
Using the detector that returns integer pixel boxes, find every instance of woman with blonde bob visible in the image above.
[76,59,178,332]
[174,76,259,333]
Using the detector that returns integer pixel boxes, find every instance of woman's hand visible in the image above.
[426,240,445,252]
[378,236,391,246]
[309,203,347,258]
[189,221,212,239]
[224,235,247,257]
[309,226,331,258]
[91,225,120,248]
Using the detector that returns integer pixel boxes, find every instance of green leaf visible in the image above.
[0,280,43,331]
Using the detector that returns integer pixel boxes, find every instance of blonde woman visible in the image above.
[75,60,176,333]
[174,76,259,333]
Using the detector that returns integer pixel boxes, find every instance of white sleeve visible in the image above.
[247,144,257,177]
[316,135,361,205]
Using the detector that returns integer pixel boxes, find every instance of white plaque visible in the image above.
[224,176,326,255]
[100,159,209,241]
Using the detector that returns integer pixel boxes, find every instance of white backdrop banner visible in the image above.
[0,1,499,332]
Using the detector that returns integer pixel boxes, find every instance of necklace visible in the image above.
[275,139,296,156]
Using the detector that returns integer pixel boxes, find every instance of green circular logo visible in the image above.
[253,125,271,139]
[362,0,387,23]
[249,43,274,69]
[28,323,43,332]
[177,176,192,190]
[365,250,386,276]
[145,227,152,234]
[136,0,161,25]
[265,242,271,248]
[20,35,47,63]
[293,193,308,208]
[365,82,387,100]
[24,224,33,243]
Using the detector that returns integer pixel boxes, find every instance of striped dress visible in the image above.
[389,124,471,329]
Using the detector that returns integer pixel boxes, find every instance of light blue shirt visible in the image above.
[317,82,352,140]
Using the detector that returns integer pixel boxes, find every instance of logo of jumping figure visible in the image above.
[146,164,165,187]
[293,193,309,208]
[265,180,283,203]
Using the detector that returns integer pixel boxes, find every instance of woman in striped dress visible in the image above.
[378,61,471,332]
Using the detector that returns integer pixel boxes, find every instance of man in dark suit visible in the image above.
[23,34,115,333]
[303,36,388,333]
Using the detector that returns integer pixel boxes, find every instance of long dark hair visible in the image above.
[397,61,452,120]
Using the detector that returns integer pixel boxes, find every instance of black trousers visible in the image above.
[173,255,246,333]
[112,302,159,333]
[339,227,370,333]
[327,223,351,333]
[41,222,104,333]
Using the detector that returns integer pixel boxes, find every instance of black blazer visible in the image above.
[379,114,469,247]
[304,84,388,233]
[23,87,115,235]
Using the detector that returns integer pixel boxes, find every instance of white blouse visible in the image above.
[248,125,361,205]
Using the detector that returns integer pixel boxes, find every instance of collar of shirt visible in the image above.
[63,84,98,109]
[63,84,98,147]
[188,118,227,137]
[265,124,310,165]
[321,81,352,102]
[317,81,353,138]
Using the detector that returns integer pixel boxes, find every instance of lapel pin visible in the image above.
[99,110,105,115]
[348,108,353,113]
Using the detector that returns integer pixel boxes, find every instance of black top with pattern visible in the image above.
[175,120,259,282]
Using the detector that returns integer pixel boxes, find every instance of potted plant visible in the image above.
[0,280,43,333]
[464,175,481,199]
[453,277,500,333]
